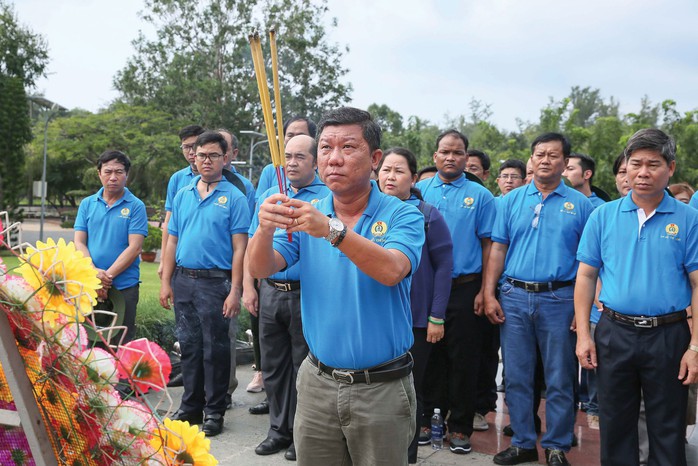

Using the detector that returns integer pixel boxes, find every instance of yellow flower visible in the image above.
[150,418,218,465]
[19,238,100,324]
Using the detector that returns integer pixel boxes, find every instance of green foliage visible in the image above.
[0,1,49,87]
[143,224,163,252]
[113,0,351,135]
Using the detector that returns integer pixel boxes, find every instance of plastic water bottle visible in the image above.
[431,408,443,450]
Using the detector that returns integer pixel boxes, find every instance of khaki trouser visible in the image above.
[295,357,416,465]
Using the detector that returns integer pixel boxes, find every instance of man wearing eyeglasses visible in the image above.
[74,150,148,344]
[496,160,527,197]
[483,133,593,466]
[160,131,250,437]
[158,125,206,278]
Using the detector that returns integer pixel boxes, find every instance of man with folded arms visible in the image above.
[484,133,593,466]
[576,128,698,466]
[248,107,424,465]
[160,131,250,437]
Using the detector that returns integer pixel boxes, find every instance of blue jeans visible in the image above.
[581,323,599,416]
[500,282,576,451]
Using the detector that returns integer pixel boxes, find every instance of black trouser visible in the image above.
[596,312,690,466]
[259,280,308,441]
[408,327,434,463]
[422,280,481,435]
[173,270,231,416]
[119,284,140,344]
[475,319,500,415]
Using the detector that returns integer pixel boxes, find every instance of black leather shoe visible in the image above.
[167,372,184,387]
[545,448,571,466]
[503,416,542,437]
[170,409,203,425]
[284,443,296,461]
[249,399,269,415]
[493,446,539,465]
[255,437,292,455]
[202,414,224,437]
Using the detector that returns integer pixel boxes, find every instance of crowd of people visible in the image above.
[76,105,698,466]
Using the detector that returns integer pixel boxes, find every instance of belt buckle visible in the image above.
[184,269,197,278]
[332,369,354,384]
[274,282,291,292]
[524,282,540,292]
[633,316,655,328]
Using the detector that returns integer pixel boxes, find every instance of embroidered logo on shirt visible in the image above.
[217,196,228,205]
[310,199,320,205]
[119,208,130,218]
[560,202,577,216]
[464,197,474,207]
[665,223,679,236]
[371,221,388,242]
[564,202,574,211]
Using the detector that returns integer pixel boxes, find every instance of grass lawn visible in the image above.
[1,252,250,350]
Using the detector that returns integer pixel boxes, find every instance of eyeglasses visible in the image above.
[531,203,543,229]
[195,152,224,162]
[497,174,523,180]
[181,143,196,152]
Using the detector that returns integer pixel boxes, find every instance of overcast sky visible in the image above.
[12,0,698,131]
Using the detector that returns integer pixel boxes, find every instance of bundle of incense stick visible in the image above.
[249,30,291,240]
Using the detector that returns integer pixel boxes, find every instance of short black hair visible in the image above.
[568,152,596,183]
[466,149,491,171]
[179,125,205,141]
[97,150,131,172]
[195,131,228,155]
[284,116,317,139]
[612,152,626,175]
[317,107,381,153]
[499,159,526,179]
[436,129,468,151]
[624,128,676,164]
[379,147,422,200]
[530,132,571,157]
[417,166,437,179]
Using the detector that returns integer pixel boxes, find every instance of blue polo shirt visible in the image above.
[74,188,148,290]
[492,181,593,282]
[577,192,698,316]
[169,176,250,270]
[230,166,256,217]
[689,191,698,210]
[273,181,424,369]
[256,163,284,202]
[165,166,196,212]
[249,176,330,281]
[589,192,606,209]
[417,174,495,277]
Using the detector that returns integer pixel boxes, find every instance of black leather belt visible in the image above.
[308,352,413,385]
[177,267,231,279]
[507,278,574,293]
[265,279,300,292]
[604,307,687,328]
[452,273,481,287]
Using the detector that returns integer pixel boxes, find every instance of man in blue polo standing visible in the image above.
[247,107,423,465]
[74,150,148,343]
[484,133,593,466]
[159,131,250,437]
[416,130,496,454]
[576,128,698,466]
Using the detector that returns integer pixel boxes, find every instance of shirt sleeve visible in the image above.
[690,192,698,210]
[426,207,453,320]
[383,202,425,276]
[168,192,181,237]
[684,212,698,273]
[129,200,149,236]
[576,208,603,268]
[74,199,89,232]
[228,193,251,235]
[165,173,178,212]
[491,193,511,245]
[476,189,496,239]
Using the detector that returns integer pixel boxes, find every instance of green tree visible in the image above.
[114,0,351,135]
[26,103,186,207]
[0,1,49,213]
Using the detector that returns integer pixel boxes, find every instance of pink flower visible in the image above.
[116,339,171,393]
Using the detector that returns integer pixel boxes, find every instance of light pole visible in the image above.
[240,130,268,180]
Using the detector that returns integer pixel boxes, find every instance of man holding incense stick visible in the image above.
[248,107,423,465]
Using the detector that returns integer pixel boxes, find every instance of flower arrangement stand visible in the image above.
[0,310,58,465]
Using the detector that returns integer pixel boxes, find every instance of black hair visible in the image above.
[284,116,317,139]
[97,150,131,172]
[466,149,491,171]
[417,166,438,180]
[378,147,422,200]
[317,107,382,153]
[435,129,469,151]
[178,125,205,141]
[624,128,676,164]
[612,152,626,176]
[195,131,228,155]
[499,159,526,179]
[568,152,596,183]
[530,132,571,157]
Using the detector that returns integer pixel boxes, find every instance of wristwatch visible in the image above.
[324,217,347,247]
